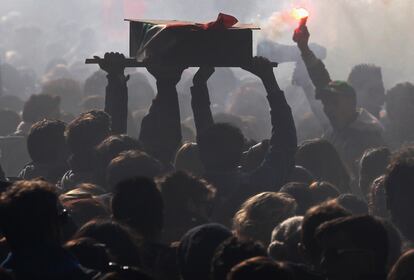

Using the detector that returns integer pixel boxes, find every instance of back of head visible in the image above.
[388,249,414,280]
[178,223,232,280]
[66,110,111,157]
[198,123,245,172]
[41,78,82,114]
[334,193,368,215]
[348,64,385,117]
[106,150,162,190]
[95,135,142,187]
[385,147,414,240]
[0,180,59,250]
[22,94,60,123]
[174,142,204,176]
[227,257,294,280]
[301,201,351,265]
[280,182,313,215]
[269,216,304,263]
[296,139,350,193]
[112,177,163,240]
[359,147,390,198]
[74,219,141,267]
[309,181,340,205]
[0,109,20,136]
[27,119,66,164]
[386,82,414,123]
[233,192,297,247]
[211,237,267,280]
[315,215,388,277]
[84,70,106,97]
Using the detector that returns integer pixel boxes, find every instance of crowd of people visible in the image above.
[0,11,414,280]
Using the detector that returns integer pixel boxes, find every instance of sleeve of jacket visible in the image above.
[104,74,129,135]
[301,48,332,91]
[190,83,214,139]
[249,87,298,192]
[139,81,182,164]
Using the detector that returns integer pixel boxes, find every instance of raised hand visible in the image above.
[144,57,187,85]
[242,56,275,81]
[193,67,215,86]
[94,52,126,76]
[293,25,310,51]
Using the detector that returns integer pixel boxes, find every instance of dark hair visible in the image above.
[74,219,141,267]
[384,153,414,240]
[386,82,414,120]
[27,119,66,164]
[64,237,111,271]
[159,171,215,241]
[112,177,164,241]
[227,257,293,280]
[66,110,111,157]
[296,139,351,193]
[334,193,368,215]
[0,180,60,249]
[0,109,20,136]
[211,237,267,280]
[359,147,390,198]
[301,201,350,264]
[198,123,245,172]
[106,150,162,190]
[62,198,109,227]
[280,182,313,215]
[315,215,389,272]
[348,64,383,92]
[174,142,204,176]
[309,181,340,205]
[100,268,154,280]
[22,94,60,123]
[388,249,414,280]
[95,135,142,188]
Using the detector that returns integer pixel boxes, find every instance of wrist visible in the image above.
[298,44,311,54]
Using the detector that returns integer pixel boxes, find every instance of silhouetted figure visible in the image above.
[293,25,384,172]
[192,57,297,225]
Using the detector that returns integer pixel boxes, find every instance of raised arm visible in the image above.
[139,61,186,165]
[97,52,129,135]
[293,25,332,91]
[191,67,215,137]
[243,57,298,191]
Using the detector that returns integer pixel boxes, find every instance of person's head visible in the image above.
[301,201,351,266]
[22,94,60,123]
[384,149,414,240]
[27,119,67,164]
[62,198,109,227]
[112,177,163,241]
[64,237,111,272]
[241,140,270,173]
[309,181,340,205]
[368,175,388,218]
[334,194,368,215]
[100,268,154,280]
[386,82,414,128]
[359,147,390,198]
[233,192,297,247]
[296,139,351,193]
[84,70,106,97]
[268,216,304,264]
[41,78,82,114]
[388,249,414,280]
[66,110,111,160]
[198,123,245,172]
[280,183,313,215]
[159,171,216,228]
[95,135,142,188]
[106,150,162,190]
[211,237,267,280]
[227,257,294,280]
[0,109,20,136]
[0,180,62,250]
[316,81,357,130]
[174,142,204,176]
[347,64,385,118]
[81,95,105,111]
[315,215,388,280]
[74,219,141,267]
